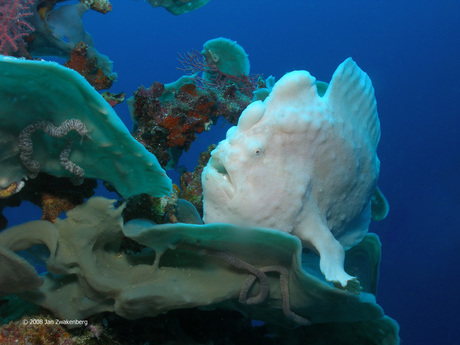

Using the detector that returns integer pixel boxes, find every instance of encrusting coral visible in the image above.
[64,41,115,90]
[130,80,217,168]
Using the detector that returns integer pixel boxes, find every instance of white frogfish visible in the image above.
[201,58,381,291]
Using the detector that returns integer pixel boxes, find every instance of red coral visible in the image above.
[158,84,215,148]
[131,81,217,167]
[0,0,35,55]
[64,41,114,90]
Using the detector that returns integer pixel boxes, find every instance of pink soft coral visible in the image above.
[0,0,34,55]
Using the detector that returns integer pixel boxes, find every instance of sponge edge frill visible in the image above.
[0,56,172,198]
[0,245,43,295]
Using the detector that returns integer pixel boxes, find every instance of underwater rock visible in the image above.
[202,58,381,291]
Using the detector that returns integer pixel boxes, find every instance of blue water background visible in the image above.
[5,0,460,343]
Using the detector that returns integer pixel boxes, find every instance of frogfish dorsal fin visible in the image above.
[324,58,380,150]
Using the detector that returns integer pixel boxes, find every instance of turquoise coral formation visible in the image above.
[0,56,172,198]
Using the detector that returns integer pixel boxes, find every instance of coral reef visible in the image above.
[178,38,259,123]
[0,318,74,345]
[40,192,79,223]
[200,37,252,85]
[130,39,261,169]
[0,182,25,200]
[0,307,399,345]
[177,48,257,100]
[130,80,217,168]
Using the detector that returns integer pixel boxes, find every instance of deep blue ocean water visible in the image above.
[4,0,460,343]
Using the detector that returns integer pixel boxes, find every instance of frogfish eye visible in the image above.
[254,148,263,156]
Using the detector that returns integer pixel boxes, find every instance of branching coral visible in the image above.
[0,0,35,55]
[18,119,90,184]
[177,48,257,97]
